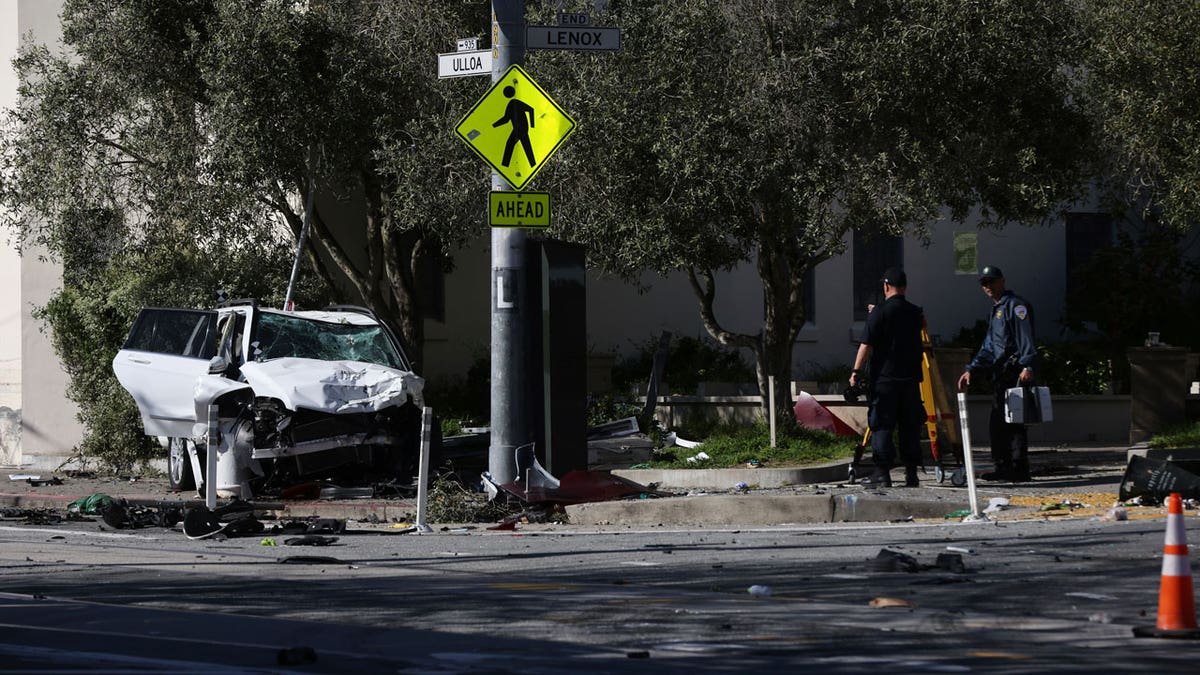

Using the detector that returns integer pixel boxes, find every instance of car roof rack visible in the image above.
[216,298,259,309]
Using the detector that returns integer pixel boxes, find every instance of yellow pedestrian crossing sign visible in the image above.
[455,65,576,191]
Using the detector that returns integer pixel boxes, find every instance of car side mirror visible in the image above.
[208,355,228,375]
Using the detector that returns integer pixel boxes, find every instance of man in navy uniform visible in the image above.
[849,267,925,488]
[957,265,1037,482]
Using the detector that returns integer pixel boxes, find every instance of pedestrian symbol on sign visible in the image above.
[455,65,576,191]
[494,86,536,168]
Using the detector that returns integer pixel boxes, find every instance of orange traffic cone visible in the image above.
[1134,492,1200,638]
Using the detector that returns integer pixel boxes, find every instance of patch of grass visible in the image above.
[1148,421,1200,449]
[648,422,857,469]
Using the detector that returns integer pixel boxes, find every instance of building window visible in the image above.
[853,230,902,321]
[1064,212,1112,299]
[418,254,446,322]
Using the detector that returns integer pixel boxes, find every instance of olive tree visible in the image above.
[0,0,489,371]
[0,0,489,465]
[537,1,1095,421]
[1083,0,1200,230]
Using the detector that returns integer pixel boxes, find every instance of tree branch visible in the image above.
[685,266,759,351]
[91,135,159,168]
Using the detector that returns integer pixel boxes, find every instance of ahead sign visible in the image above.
[489,191,550,228]
[527,25,621,51]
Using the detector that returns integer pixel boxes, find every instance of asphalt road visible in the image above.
[0,514,1197,673]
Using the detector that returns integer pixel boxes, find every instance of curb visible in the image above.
[613,459,851,490]
[565,493,969,526]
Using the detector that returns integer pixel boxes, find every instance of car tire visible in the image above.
[168,437,196,491]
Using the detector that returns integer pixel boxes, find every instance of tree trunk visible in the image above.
[756,240,808,429]
[271,176,429,374]
[686,247,808,430]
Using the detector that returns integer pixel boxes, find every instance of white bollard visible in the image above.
[415,406,434,533]
[768,375,777,448]
[956,392,985,521]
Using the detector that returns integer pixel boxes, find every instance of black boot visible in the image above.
[981,462,1013,481]
[1011,460,1032,482]
[860,467,892,488]
[904,466,919,488]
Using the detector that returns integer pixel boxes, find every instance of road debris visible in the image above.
[869,597,915,608]
[276,556,343,565]
[1120,455,1200,501]
[277,646,318,666]
[935,553,967,573]
[867,549,920,573]
[67,494,115,515]
[1099,503,1128,521]
[982,497,1009,514]
[100,499,183,530]
[284,535,339,546]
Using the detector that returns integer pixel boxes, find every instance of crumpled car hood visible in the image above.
[238,358,424,414]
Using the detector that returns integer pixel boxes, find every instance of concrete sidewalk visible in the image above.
[0,443,1145,527]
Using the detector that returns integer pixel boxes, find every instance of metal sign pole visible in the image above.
[206,404,219,510]
[488,0,526,484]
[282,175,315,311]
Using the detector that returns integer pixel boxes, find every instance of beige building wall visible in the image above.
[1,0,81,469]
[0,0,21,465]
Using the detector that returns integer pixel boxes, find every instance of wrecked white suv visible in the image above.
[112,300,426,497]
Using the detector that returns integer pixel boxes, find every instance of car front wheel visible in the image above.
[168,437,196,491]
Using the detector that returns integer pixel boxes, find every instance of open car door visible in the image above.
[112,308,219,437]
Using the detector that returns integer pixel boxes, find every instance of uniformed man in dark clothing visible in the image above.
[849,267,926,488]
[956,265,1038,482]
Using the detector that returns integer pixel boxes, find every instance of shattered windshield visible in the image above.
[251,312,406,370]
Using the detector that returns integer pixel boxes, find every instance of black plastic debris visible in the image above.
[1120,455,1200,502]
[1,508,66,525]
[935,553,967,573]
[223,514,265,537]
[284,535,339,546]
[277,646,317,666]
[183,507,225,540]
[271,518,346,535]
[867,549,920,573]
[182,500,265,540]
[100,502,128,530]
[305,518,345,534]
[101,500,183,530]
[277,556,343,565]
